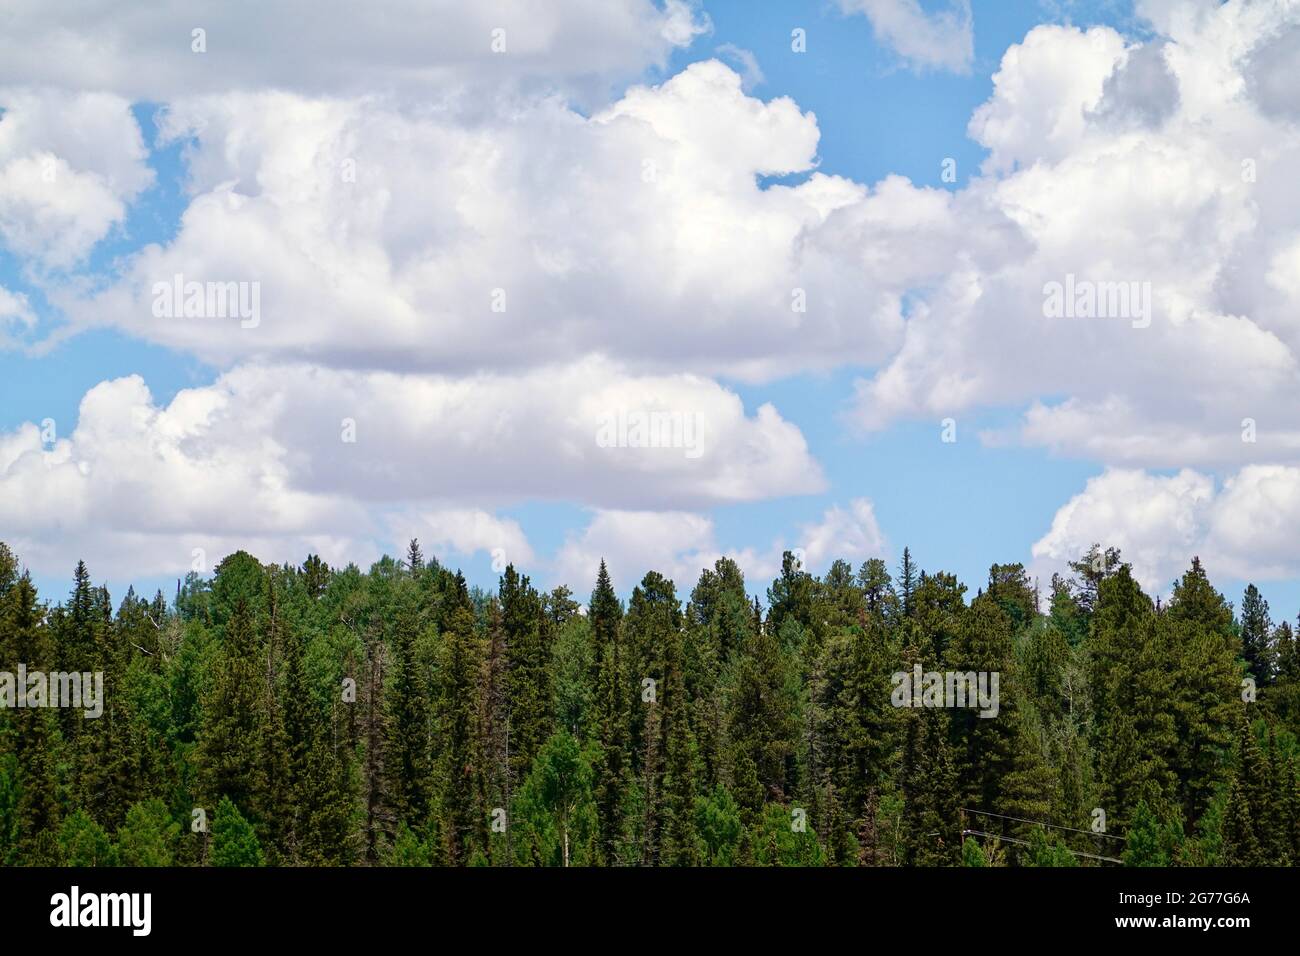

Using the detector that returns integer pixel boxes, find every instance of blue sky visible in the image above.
[2,0,1298,623]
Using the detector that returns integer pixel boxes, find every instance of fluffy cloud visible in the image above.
[0,88,152,269]
[0,376,376,578]
[8,3,1300,598]
[0,358,821,578]
[852,4,1300,476]
[1031,465,1300,594]
[838,0,975,73]
[0,286,36,344]
[0,0,709,104]
[1014,395,1300,468]
[55,61,989,381]
[393,509,535,569]
[796,498,889,571]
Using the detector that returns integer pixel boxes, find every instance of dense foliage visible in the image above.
[0,538,1296,867]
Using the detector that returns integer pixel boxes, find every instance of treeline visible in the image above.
[0,538,1297,867]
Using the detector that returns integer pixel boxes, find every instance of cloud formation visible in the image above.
[0,358,823,578]
[838,0,975,73]
[0,0,709,104]
[1032,465,1300,595]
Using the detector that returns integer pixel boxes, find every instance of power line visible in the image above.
[961,827,1123,863]
[960,807,1126,842]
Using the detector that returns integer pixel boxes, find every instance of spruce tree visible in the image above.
[588,561,628,863]
[659,631,699,866]
[196,597,266,821]
[502,566,553,780]
[727,615,797,816]
[7,578,63,863]
[211,795,264,867]
[1222,711,1270,865]
[1239,584,1275,686]
[902,707,959,866]
[117,799,181,866]
[896,548,918,621]
[433,575,483,865]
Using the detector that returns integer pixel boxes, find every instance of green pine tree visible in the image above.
[211,795,264,867]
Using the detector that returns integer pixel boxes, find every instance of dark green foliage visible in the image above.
[587,561,628,863]
[116,799,181,866]
[1,538,1296,868]
[211,795,264,867]
[1241,585,1275,686]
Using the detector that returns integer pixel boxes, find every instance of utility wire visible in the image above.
[961,827,1123,863]
[960,807,1126,841]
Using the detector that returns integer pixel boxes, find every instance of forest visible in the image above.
[0,537,1296,867]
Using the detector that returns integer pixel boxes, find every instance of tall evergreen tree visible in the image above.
[434,574,484,865]
[588,561,628,863]
[1239,584,1275,686]
[196,597,267,820]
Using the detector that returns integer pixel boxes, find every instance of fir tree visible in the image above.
[896,547,918,620]
[211,796,265,867]
[588,561,628,863]
[196,597,266,819]
[116,799,181,867]
[727,616,797,816]
[1239,584,1275,686]
[434,575,484,865]
[503,566,553,780]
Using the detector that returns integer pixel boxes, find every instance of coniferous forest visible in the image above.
[1,538,1296,868]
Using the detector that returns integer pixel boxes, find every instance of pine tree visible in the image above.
[297,699,358,865]
[434,575,483,865]
[856,558,897,624]
[196,597,266,820]
[1123,800,1171,866]
[1166,558,1238,654]
[6,577,63,863]
[385,613,431,831]
[1240,585,1275,686]
[659,631,699,866]
[766,551,817,648]
[211,796,264,867]
[896,547,918,620]
[1222,771,1263,866]
[901,708,959,865]
[727,616,797,816]
[502,566,553,780]
[1047,574,1088,647]
[1089,564,1178,827]
[623,571,681,772]
[816,611,895,824]
[58,809,117,866]
[986,563,1036,633]
[116,799,181,866]
[945,594,1054,830]
[1222,711,1270,866]
[1067,544,1122,616]
[405,538,425,574]
[480,598,510,854]
[962,837,988,866]
[911,570,966,661]
[588,561,628,863]
[1265,726,1292,864]
[1163,611,1239,825]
